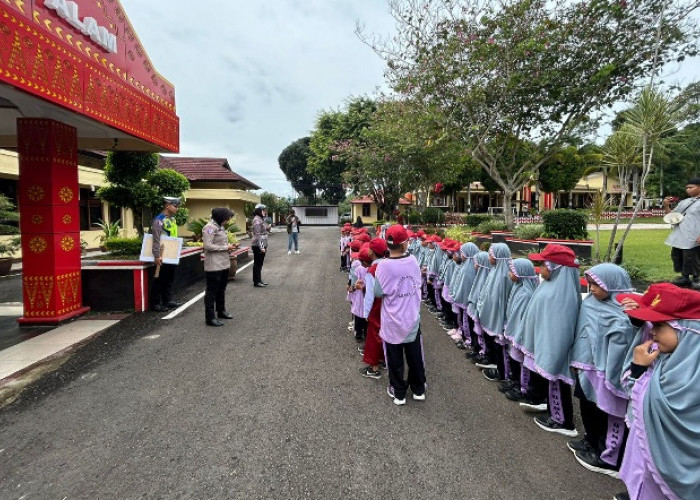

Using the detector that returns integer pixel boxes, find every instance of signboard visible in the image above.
[139,234,183,265]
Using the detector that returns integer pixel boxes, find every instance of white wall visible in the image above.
[292,206,339,226]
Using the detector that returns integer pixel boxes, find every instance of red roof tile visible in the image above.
[158,156,260,190]
[350,195,412,205]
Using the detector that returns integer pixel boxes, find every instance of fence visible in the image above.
[514,209,665,225]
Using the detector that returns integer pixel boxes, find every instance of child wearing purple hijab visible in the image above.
[614,283,700,500]
[519,244,582,435]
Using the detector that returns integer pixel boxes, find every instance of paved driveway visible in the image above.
[0,227,622,499]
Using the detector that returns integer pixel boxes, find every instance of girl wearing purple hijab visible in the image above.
[569,263,635,479]
[476,243,514,380]
[466,251,491,366]
[519,244,582,435]
[612,283,700,500]
[501,258,539,401]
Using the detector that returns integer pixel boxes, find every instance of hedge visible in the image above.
[104,237,143,256]
[542,209,589,240]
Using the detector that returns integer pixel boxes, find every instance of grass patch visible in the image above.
[591,229,674,282]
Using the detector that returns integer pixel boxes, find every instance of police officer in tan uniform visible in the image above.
[203,208,237,326]
[151,196,182,312]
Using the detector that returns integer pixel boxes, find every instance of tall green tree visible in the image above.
[97,152,190,238]
[364,0,699,227]
[278,137,318,201]
[308,97,377,204]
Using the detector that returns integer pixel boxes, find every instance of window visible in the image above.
[305,207,328,217]
[79,188,103,230]
[109,205,123,227]
[362,204,371,217]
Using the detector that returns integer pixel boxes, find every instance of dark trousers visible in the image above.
[384,329,426,400]
[252,245,266,284]
[549,380,575,429]
[484,338,505,378]
[575,380,628,468]
[354,316,367,340]
[671,246,700,277]
[526,371,549,403]
[205,269,229,321]
[427,282,436,307]
[150,263,176,307]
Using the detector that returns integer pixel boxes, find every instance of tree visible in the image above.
[612,86,686,262]
[260,191,291,222]
[97,152,190,238]
[539,145,594,207]
[0,193,19,235]
[278,137,318,201]
[362,0,700,228]
[308,97,377,204]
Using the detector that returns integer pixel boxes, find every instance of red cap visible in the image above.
[349,240,363,252]
[368,238,388,257]
[385,224,408,245]
[358,244,371,262]
[616,283,700,322]
[357,233,371,243]
[528,244,579,268]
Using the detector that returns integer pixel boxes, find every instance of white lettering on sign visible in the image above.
[44,0,117,54]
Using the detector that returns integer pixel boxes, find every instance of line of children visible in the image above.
[341,229,700,498]
[342,225,427,406]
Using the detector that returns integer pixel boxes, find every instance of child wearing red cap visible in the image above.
[613,283,700,500]
[355,237,389,379]
[374,224,426,405]
[517,244,582,435]
[347,239,367,343]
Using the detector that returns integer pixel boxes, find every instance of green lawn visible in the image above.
[591,229,674,282]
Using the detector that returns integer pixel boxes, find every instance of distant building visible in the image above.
[350,195,412,224]
[158,156,260,236]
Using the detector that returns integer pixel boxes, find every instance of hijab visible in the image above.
[519,261,581,384]
[639,320,700,499]
[450,242,479,307]
[570,263,635,416]
[467,251,491,318]
[211,207,234,226]
[476,243,513,337]
[504,258,539,349]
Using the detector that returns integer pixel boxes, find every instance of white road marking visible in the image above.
[162,260,254,320]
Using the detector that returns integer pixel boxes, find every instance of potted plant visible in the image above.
[0,236,20,275]
[93,218,121,250]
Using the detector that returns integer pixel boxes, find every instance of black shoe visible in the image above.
[567,438,595,455]
[498,380,517,393]
[505,387,526,402]
[574,450,620,479]
[613,493,630,500]
[464,351,480,360]
[455,340,467,350]
[206,319,224,327]
[253,282,267,287]
[217,311,233,319]
[355,335,364,343]
[152,304,168,312]
[165,301,183,309]
[482,368,501,381]
[534,415,578,437]
[471,354,490,365]
[474,357,497,370]
[671,276,692,286]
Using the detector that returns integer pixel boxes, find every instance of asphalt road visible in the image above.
[0,227,622,499]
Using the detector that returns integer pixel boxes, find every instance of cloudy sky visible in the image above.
[119,0,394,197]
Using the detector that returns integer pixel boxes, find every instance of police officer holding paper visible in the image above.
[151,196,183,312]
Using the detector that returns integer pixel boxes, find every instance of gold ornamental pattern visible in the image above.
[62,214,72,225]
[31,214,43,225]
[27,185,46,201]
[58,187,74,203]
[29,236,47,254]
[60,235,75,252]
[24,275,54,311]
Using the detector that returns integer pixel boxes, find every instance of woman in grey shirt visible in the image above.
[203,208,237,326]
[251,203,268,287]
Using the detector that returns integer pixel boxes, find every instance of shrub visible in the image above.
[476,219,508,234]
[104,237,143,256]
[621,262,648,282]
[423,207,445,225]
[513,224,545,240]
[444,225,475,243]
[464,214,491,227]
[407,212,422,224]
[542,209,589,240]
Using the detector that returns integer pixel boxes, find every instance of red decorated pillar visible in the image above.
[17,118,89,325]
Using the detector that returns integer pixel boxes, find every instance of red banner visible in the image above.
[0,0,178,152]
